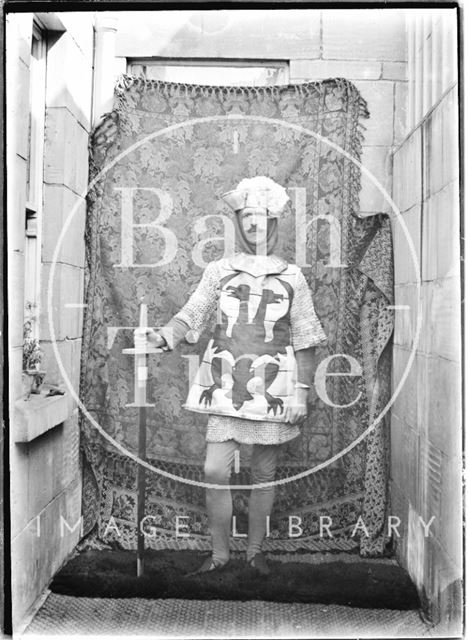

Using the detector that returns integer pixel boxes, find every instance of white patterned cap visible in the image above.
[221,176,290,217]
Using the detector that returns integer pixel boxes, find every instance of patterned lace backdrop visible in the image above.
[79,76,394,556]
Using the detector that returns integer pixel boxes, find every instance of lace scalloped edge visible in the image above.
[113,73,370,120]
[87,74,370,170]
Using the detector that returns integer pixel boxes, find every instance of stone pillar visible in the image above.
[92,13,118,126]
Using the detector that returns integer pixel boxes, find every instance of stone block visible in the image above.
[419,355,462,458]
[353,81,395,146]
[388,480,410,543]
[421,183,460,282]
[430,21,444,107]
[394,81,408,144]
[7,57,30,161]
[438,452,463,566]
[392,350,418,431]
[43,107,90,196]
[9,347,25,407]
[418,446,462,575]
[7,155,27,253]
[441,11,458,94]
[393,206,421,285]
[11,477,81,630]
[382,62,408,81]
[6,14,32,67]
[392,127,422,213]
[430,277,461,361]
[16,14,33,63]
[418,436,443,536]
[424,89,458,200]
[42,185,86,268]
[25,414,79,517]
[40,337,83,392]
[418,536,443,625]
[392,343,418,427]
[423,103,443,200]
[390,414,419,508]
[322,10,406,61]
[419,278,461,362]
[55,477,83,569]
[8,249,26,350]
[290,59,381,81]
[393,284,420,348]
[10,444,29,539]
[359,145,392,214]
[46,31,93,131]
[40,262,84,342]
[417,283,432,355]
[440,87,459,188]
[114,56,127,78]
[58,13,94,63]
[406,501,427,589]
[116,10,321,60]
[27,425,61,521]
[392,343,409,389]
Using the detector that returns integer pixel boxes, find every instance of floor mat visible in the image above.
[50,549,420,610]
[25,595,440,638]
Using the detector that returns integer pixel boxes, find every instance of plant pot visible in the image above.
[21,371,34,400]
[24,369,46,396]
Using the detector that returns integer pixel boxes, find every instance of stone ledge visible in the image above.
[14,387,75,443]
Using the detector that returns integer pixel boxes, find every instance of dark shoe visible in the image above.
[248,552,270,576]
[185,556,228,577]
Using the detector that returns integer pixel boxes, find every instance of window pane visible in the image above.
[129,63,288,86]
[26,29,46,209]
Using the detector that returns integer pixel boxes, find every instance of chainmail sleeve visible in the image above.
[290,268,328,351]
[172,260,220,336]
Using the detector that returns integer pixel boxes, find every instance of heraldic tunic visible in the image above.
[163,253,327,446]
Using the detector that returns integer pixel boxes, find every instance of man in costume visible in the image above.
[135,176,327,575]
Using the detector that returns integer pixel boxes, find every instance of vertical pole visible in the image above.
[137,401,147,577]
[136,303,147,577]
[92,13,118,127]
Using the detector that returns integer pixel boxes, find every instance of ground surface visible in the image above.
[22,593,441,638]
[20,553,452,638]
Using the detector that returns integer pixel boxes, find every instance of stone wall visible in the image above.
[391,10,461,632]
[7,12,94,629]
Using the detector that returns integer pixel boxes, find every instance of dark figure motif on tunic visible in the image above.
[199,272,294,415]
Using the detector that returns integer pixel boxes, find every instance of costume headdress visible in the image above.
[221,176,290,217]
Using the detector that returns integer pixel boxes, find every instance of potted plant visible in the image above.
[22,302,46,399]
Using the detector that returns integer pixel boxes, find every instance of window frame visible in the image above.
[127,57,290,86]
[24,18,47,340]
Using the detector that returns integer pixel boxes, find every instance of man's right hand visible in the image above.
[133,328,167,348]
